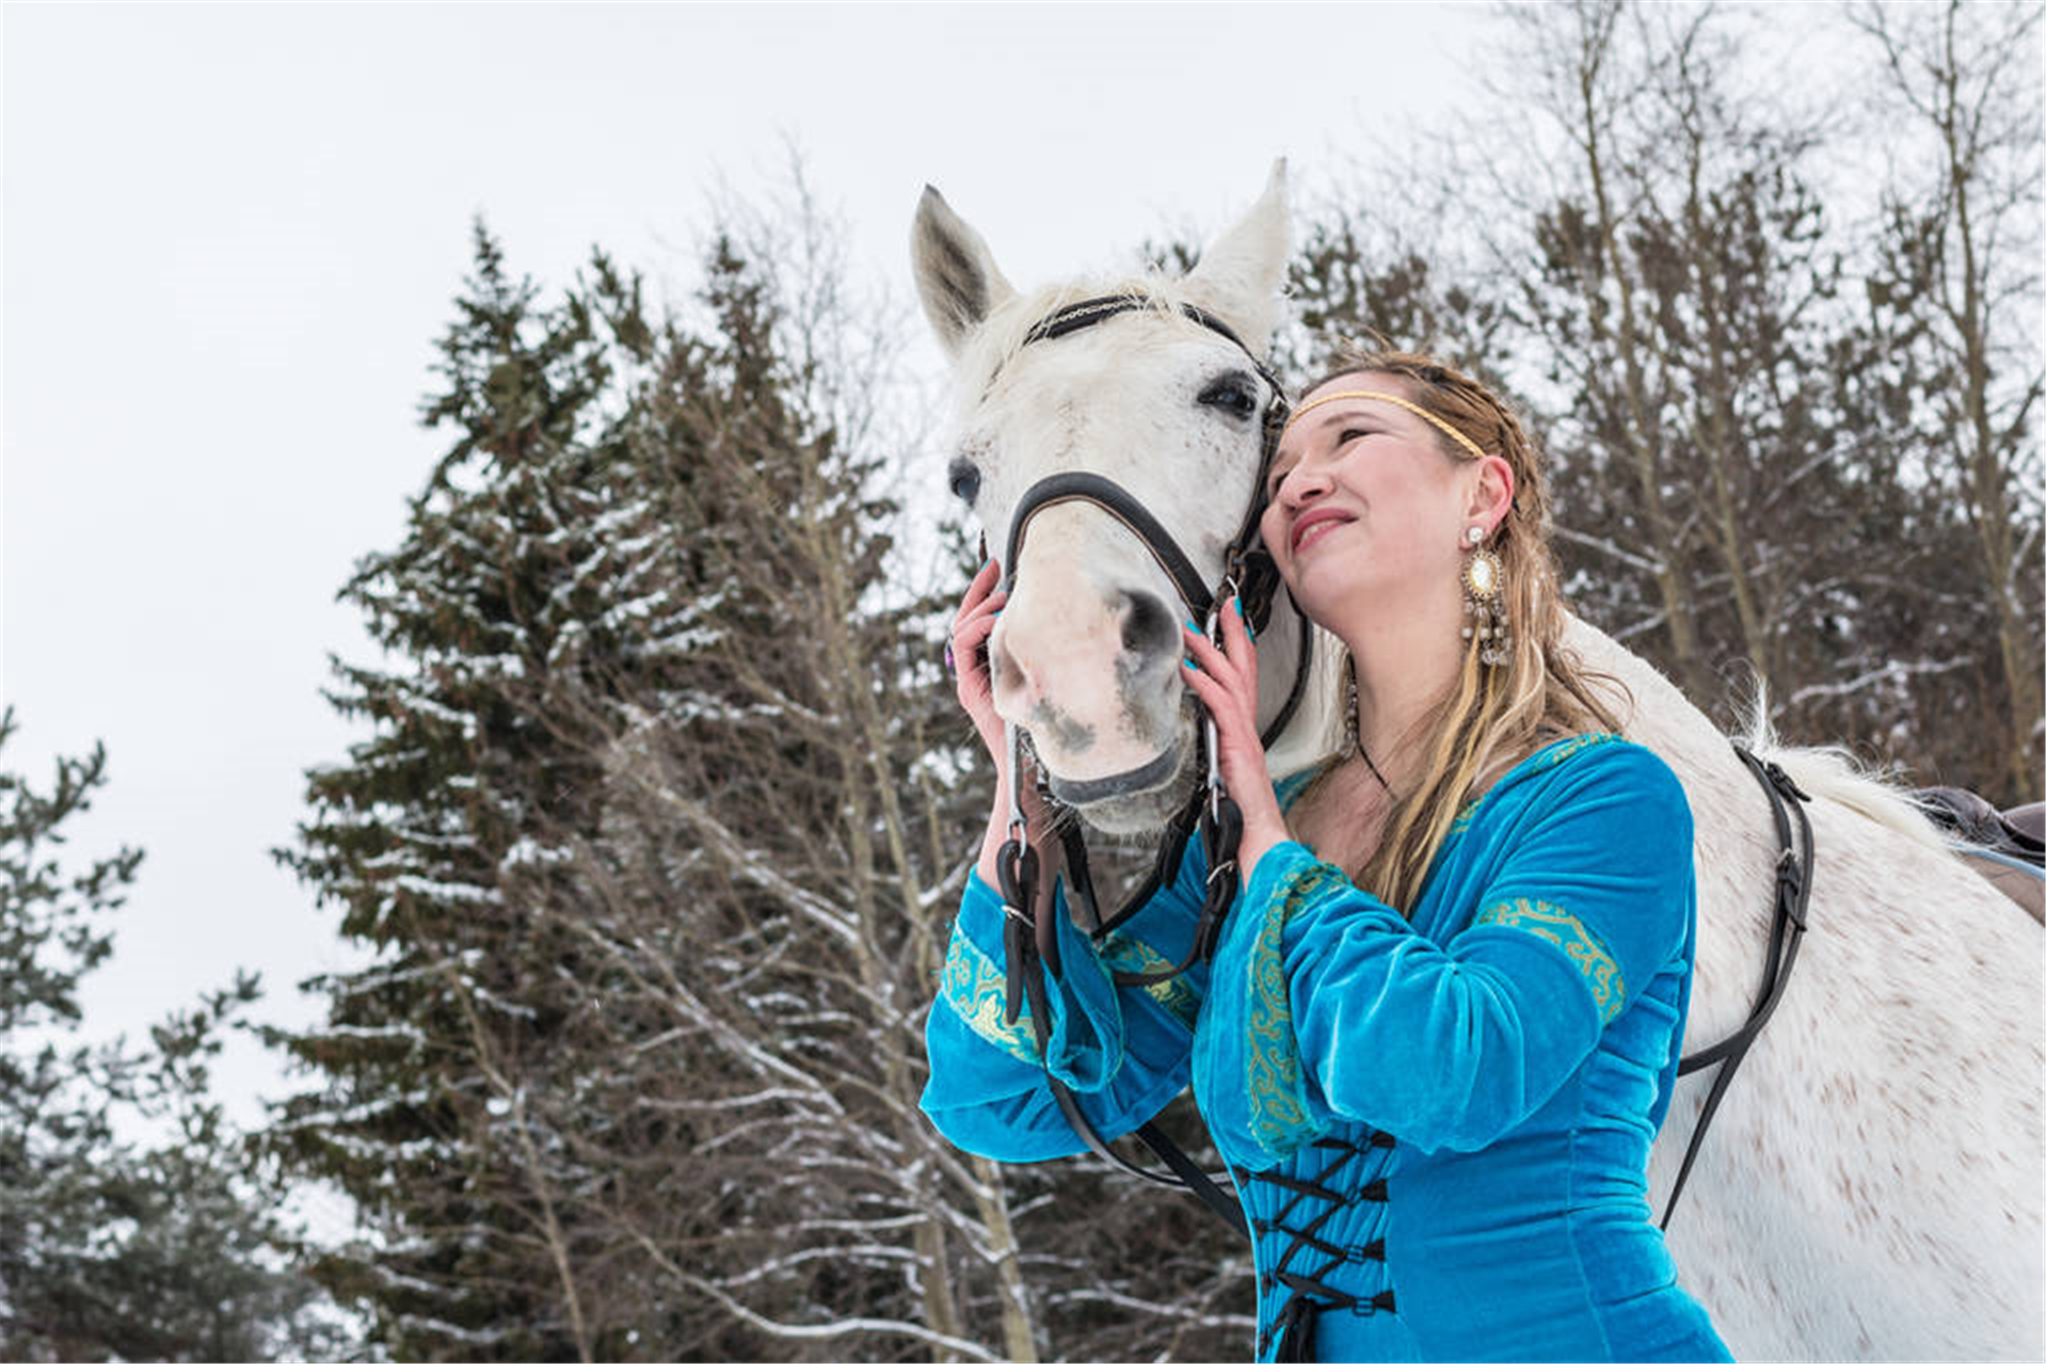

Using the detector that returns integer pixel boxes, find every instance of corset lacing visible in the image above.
[1247,1132,1398,1361]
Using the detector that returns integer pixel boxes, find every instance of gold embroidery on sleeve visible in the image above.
[1100,934,1201,1031]
[1474,897,1626,1024]
[1246,860,1351,1155]
[940,930,1040,1064]
[1535,731,1619,770]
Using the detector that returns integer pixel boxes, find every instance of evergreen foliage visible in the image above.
[0,711,342,1361]
[273,217,1017,1358]
[269,221,690,1360]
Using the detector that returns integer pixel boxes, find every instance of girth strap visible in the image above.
[1662,741,1813,1228]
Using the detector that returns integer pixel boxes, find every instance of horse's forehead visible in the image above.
[967,327,1231,451]
[956,327,1263,594]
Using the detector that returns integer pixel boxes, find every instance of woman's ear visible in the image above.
[1468,455,1515,532]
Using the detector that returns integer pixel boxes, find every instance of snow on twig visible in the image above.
[1551,524,1665,575]
[1786,656,1972,707]
[631,1232,1002,1361]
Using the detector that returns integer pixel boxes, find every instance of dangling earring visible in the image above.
[1460,525,1509,667]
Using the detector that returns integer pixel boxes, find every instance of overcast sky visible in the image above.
[3,2,1509,1127]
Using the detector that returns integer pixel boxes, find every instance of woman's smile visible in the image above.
[1292,511,1354,554]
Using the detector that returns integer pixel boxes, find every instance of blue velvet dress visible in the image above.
[922,734,1731,1362]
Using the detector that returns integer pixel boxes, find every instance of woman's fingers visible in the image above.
[952,561,1005,659]
[1181,607,1259,731]
[1181,654,1268,800]
[950,564,1010,756]
[957,586,1005,636]
[1181,652,1253,730]
[956,557,1001,622]
[1180,598,1257,694]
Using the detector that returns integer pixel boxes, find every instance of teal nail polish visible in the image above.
[1233,597,1244,617]
[1183,658,1198,671]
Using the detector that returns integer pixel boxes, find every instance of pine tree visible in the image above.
[269,213,1039,1359]
[0,710,341,1360]
[473,231,1053,1360]
[269,223,675,1361]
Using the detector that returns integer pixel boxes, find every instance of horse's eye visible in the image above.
[947,457,982,506]
[1198,374,1259,421]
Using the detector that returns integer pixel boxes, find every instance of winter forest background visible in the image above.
[4,1,2041,1359]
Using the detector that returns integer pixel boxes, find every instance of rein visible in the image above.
[993,294,1306,1236]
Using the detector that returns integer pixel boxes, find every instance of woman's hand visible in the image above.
[1180,598,1291,883]
[950,558,1009,766]
[955,561,1057,889]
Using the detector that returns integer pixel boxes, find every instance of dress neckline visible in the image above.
[1277,731,1623,823]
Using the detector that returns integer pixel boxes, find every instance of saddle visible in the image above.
[1912,786,2045,923]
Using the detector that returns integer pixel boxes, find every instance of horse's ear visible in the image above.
[1182,159,1290,357]
[912,186,1017,363]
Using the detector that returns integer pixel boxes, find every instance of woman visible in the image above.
[926,350,1730,1362]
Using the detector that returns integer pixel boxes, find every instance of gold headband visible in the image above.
[1280,389,1488,462]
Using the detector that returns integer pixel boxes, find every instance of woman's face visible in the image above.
[1258,374,1487,626]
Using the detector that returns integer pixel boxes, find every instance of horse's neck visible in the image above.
[1265,610,1721,779]
[1264,600,1349,780]
[1560,613,1725,748]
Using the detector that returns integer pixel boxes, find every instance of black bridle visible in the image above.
[984,296,1812,1242]
[992,295,1308,1234]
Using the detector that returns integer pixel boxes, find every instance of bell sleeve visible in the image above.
[1197,742,1695,1166]
[919,833,1213,1162]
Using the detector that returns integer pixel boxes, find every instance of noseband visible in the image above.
[999,297,1293,650]
[990,295,1312,1236]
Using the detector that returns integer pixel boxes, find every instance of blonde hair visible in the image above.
[1305,348,1629,911]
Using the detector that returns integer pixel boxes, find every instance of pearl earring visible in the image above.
[1459,526,1509,666]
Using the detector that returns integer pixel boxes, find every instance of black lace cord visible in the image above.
[1248,1134,1398,1360]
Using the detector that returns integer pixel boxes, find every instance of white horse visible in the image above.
[911,164,2043,1361]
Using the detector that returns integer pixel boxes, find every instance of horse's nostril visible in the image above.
[1119,590,1178,661]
